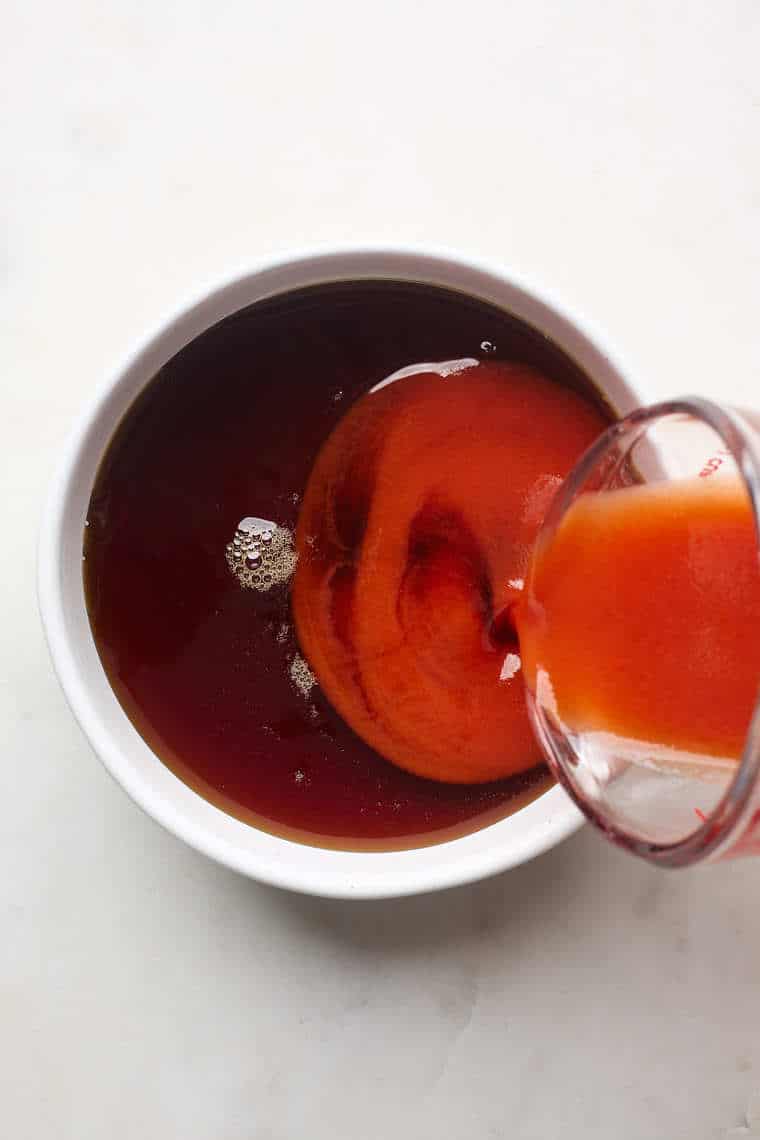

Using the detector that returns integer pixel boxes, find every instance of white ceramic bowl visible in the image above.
[38,247,643,899]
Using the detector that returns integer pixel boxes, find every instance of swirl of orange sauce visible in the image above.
[293,361,607,783]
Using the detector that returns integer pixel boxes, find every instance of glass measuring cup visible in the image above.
[520,399,760,866]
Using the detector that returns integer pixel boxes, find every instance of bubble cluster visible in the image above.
[225,516,297,591]
[289,652,316,698]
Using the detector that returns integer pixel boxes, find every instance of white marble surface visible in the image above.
[3,3,760,1137]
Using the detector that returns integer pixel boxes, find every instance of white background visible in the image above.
[3,3,760,1137]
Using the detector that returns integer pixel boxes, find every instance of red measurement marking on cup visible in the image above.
[699,449,732,478]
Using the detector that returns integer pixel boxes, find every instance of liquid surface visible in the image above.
[519,475,760,761]
[84,281,610,849]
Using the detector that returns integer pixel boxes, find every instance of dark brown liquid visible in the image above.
[84,281,610,850]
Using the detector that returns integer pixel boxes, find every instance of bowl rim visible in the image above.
[37,244,645,899]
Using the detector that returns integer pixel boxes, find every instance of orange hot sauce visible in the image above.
[293,361,608,783]
[518,475,760,761]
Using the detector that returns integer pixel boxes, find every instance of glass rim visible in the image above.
[529,396,760,867]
